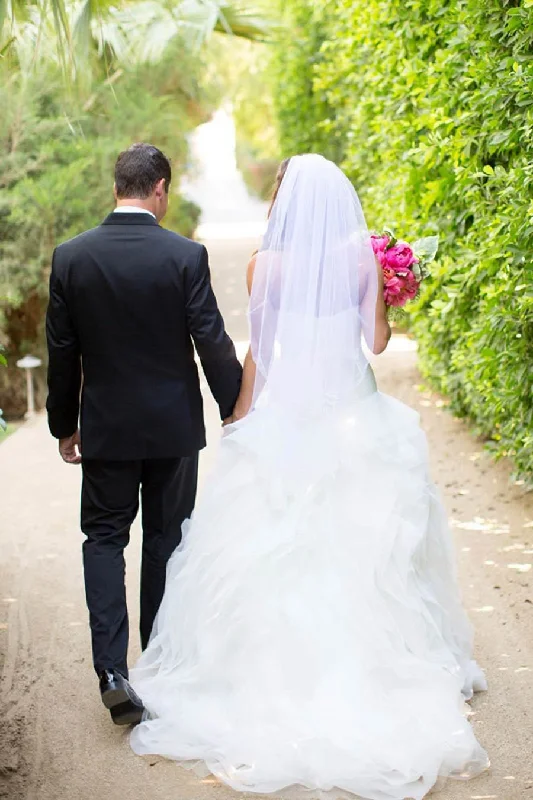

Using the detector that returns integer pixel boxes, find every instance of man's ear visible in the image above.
[155,178,166,198]
[113,182,118,202]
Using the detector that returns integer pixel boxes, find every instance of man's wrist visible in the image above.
[59,430,78,441]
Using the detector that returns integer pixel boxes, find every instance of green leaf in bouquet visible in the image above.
[0,354,7,367]
[387,306,409,324]
[411,262,422,280]
[383,227,397,249]
[412,236,439,264]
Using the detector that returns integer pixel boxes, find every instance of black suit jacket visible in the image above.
[46,212,242,460]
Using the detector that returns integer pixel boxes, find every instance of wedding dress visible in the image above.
[130,155,489,800]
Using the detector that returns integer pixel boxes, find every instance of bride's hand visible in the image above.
[232,402,250,423]
[222,406,248,428]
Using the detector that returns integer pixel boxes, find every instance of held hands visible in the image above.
[222,402,249,427]
[59,429,82,464]
[223,346,255,428]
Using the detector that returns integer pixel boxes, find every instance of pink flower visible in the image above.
[403,269,420,297]
[385,282,408,306]
[383,270,420,307]
[386,292,409,307]
[383,266,396,282]
[383,242,418,270]
[383,276,403,302]
[371,234,390,254]
[404,278,419,301]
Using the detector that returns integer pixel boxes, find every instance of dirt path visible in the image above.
[1,237,532,800]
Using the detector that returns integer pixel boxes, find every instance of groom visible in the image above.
[46,143,242,725]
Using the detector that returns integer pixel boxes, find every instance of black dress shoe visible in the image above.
[99,669,144,726]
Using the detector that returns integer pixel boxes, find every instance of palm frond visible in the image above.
[1,0,72,68]
[2,0,277,77]
[0,35,15,55]
[216,2,276,42]
[73,0,93,64]
[48,0,72,72]
[91,1,209,64]
[0,0,7,37]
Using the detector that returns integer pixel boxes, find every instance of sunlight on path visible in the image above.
[1,104,531,800]
[181,107,269,239]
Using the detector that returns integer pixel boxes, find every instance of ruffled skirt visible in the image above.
[130,367,488,800]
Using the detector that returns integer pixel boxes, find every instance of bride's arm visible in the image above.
[372,256,391,354]
[361,255,391,355]
[228,256,257,422]
[232,347,256,421]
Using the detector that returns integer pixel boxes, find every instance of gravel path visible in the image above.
[1,236,532,800]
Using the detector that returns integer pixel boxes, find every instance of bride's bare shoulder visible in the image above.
[246,251,258,294]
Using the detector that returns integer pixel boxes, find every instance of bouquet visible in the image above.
[370,229,439,308]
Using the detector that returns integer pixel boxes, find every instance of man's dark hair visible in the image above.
[114,143,172,199]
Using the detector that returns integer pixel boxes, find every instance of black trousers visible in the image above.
[81,455,198,677]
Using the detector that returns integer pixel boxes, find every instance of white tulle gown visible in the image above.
[130,155,489,799]
[130,363,488,799]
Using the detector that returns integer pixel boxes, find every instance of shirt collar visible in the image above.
[114,206,156,219]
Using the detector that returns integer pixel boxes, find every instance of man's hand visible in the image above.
[222,404,249,427]
[59,429,82,465]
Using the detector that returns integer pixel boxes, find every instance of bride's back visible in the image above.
[250,154,378,415]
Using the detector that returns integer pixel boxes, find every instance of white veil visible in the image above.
[250,154,378,417]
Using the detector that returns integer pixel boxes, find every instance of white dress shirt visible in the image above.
[114,206,156,219]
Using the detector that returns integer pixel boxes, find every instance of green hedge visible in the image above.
[273,0,533,477]
[0,45,206,418]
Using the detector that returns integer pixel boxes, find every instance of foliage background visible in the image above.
[212,37,280,199]
[269,0,533,478]
[0,0,272,419]
[0,50,208,415]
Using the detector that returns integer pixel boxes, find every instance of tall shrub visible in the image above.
[273,0,533,477]
[273,0,344,163]
[0,46,207,417]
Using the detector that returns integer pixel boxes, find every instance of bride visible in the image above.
[130,154,489,800]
